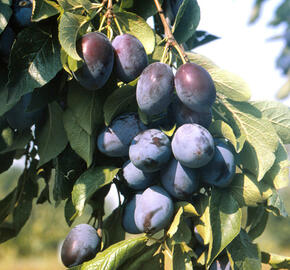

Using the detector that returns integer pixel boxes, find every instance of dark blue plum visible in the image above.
[74,32,114,90]
[122,160,158,190]
[175,62,216,112]
[134,185,174,233]
[169,97,212,128]
[129,129,171,172]
[97,113,146,157]
[122,192,142,234]
[136,62,174,116]
[171,124,215,168]
[112,34,148,83]
[13,0,32,28]
[61,224,100,267]
[161,158,199,200]
[0,26,15,60]
[200,139,235,188]
[5,93,44,130]
[209,259,231,270]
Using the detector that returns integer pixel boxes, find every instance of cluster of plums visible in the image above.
[0,0,32,62]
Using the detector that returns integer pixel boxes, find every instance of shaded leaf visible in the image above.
[266,189,288,217]
[261,251,290,269]
[32,0,60,22]
[0,3,12,33]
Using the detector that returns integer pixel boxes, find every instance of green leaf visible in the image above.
[207,188,242,266]
[0,151,15,173]
[251,100,290,144]
[32,0,60,22]
[71,236,148,270]
[172,0,200,44]
[187,52,251,102]
[230,173,273,207]
[0,189,17,224]
[261,251,290,269]
[209,120,240,152]
[35,102,68,167]
[103,84,137,125]
[71,166,119,216]
[115,11,155,54]
[266,189,288,217]
[7,24,62,104]
[226,230,261,270]
[214,98,279,180]
[246,206,268,240]
[64,197,77,226]
[58,12,89,61]
[173,244,194,270]
[0,3,12,33]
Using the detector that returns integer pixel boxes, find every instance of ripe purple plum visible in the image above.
[129,129,171,172]
[122,192,142,234]
[134,185,174,233]
[61,224,100,267]
[73,32,114,90]
[136,62,174,115]
[161,158,199,200]
[171,124,215,168]
[112,34,148,83]
[200,139,235,188]
[122,160,157,190]
[13,0,32,27]
[97,113,146,157]
[169,97,212,128]
[175,62,216,112]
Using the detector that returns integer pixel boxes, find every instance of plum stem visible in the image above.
[153,0,188,64]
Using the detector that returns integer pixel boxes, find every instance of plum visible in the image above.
[122,192,142,234]
[13,0,32,27]
[129,129,171,172]
[161,158,199,200]
[5,92,44,130]
[73,32,114,90]
[61,223,100,267]
[134,185,174,233]
[171,124,215,168]
[168,97,212,128]
[136,62,174,116]
[199,139,235,188]
[122,160,157,190]
[0,26,15,60]
[97,113,146,157]
[112,34,148,83]
[175,62,216,112]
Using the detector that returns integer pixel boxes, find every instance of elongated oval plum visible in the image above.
[97,113,146,157]
[13,0,32,27]
[161,158,199,200]
[112,34,148,83]
[5,93,44,130]
[122,192,142,234]
[122,160,157,190]
[134,185,174,233]
[129,129,171,172]
[168,97,212,128]
[136,62,174,115]
[200,139,235,188]
[61,224,100,267]
[74,32,114,90]
[171,124,215,168]
[175,62,216,112]
[0,26,15,60]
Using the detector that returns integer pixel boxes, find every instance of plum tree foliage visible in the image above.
[0,0,290,269]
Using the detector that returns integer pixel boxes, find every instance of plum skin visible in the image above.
[199,139,235,188]
[134,185,174,234]
[61,223,100,267]
[129,129,171,172]
[5,93,44,130]
[171,124,215,168]
[175,62,216,112]
[112,34,148,83]
[122,193,142,234]
[13,0,33,27]
[74,32,114,90]
[97,113,146,157]
[136,62,174,116]
[161,158,199,200]
[122,160,157,190]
